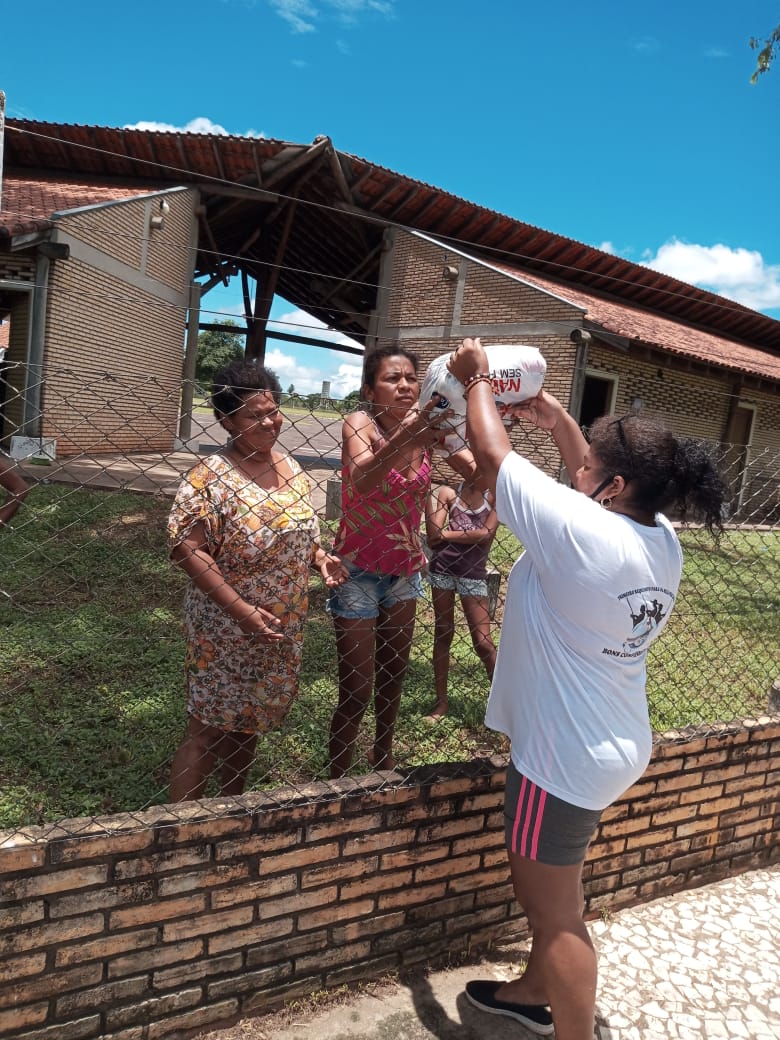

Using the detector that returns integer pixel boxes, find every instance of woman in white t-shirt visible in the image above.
[448,338,727,1040]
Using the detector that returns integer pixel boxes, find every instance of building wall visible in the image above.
[585,344,780,519]
[38,190,197,455]
[374,229,780,508]
[377,230,584,479]
[0,720,777,1040]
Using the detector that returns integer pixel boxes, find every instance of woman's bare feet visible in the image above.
[424,700,448,720]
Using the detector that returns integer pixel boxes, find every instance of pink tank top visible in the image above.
[335,424,432,577]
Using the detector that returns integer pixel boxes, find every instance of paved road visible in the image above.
[189,410,343,467]
[19,411,345,513]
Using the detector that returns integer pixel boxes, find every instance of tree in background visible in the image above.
[338,389,362,413]
[195,322,245,388]
[750,22,780,82]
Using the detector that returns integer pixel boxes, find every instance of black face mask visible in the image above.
[589,475,614,501]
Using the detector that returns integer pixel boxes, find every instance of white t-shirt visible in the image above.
[489,452,683,810]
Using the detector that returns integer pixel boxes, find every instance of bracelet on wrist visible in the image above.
[463,374,494,396]
[462,372,491,389]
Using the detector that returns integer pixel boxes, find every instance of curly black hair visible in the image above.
[588,414,727,533]
[211,361,282,419]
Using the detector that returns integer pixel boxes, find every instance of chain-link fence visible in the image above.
[0,362,778,840]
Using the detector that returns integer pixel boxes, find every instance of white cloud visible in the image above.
[630,36,660,54]
[124,117,265,138]
[268,0,394,32]
[265,348,362,398]
[598,241,617,255]
[269,0,318,32]
[704,47,729,59]
[267,308,363,397]
[642,239,780,312]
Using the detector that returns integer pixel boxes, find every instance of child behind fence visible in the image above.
[424,479,498,719]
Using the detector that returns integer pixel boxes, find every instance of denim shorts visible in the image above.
[427,572,488,597]
[327,562,424,620]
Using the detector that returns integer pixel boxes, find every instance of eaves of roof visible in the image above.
[484,256,780,385]
[3,119,780,356]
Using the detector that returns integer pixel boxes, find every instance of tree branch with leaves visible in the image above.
[750,22,780,82]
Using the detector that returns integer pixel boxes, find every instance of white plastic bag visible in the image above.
[419,344,546,452]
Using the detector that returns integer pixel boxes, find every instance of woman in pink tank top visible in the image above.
[328,346,477,777]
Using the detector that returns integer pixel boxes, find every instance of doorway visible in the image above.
[723,403,756,516]
[580,372,617,431]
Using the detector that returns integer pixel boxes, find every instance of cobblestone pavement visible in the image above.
[196,866,779,1040]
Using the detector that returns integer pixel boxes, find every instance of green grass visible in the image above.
[0,486,777,830]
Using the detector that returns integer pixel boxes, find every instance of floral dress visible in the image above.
[168,453,321,733]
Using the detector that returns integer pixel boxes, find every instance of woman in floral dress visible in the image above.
[168,362,346,802]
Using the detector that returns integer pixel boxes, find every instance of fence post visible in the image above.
[486,567,501,620]
[326,479,342,520]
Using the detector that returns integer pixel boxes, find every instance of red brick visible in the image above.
[0,865,108,902]
[305,815,382,840]
[162,904,254,942]
[56,975,148,1017]
[114,846,210,880]
[50,831,152,864]
[153,952,243,990]
[216,831,300,860]
[0,914,104,957]
[259,842,340,874]
[108,939,203,979]
[210,873,297,909]
[301,856,378,887]
[0,1002,48,1034]
[339,869,412,901]
[0,844,45,874]
[55,928,157,967]
[208,917,292,955]
[109,893,206,930]
[343,828,416,856]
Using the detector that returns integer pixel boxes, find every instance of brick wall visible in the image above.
[1,719,778,1040]
[40,191,197,456]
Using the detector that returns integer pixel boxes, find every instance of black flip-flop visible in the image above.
[464,979,554,1035]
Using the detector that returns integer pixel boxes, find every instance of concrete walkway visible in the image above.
[195,866,779,1040]
[17,412,342,513]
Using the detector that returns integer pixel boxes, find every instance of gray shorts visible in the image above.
[504,761,603,866]
[427,571,488,597]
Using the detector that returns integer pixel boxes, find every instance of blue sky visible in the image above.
[2,0,778,397]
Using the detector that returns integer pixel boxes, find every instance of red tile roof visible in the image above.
[5,120,780,354]
[486,258,780,383]
[0,173,158,237]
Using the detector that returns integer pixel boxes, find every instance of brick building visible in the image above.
[1,120,779,513]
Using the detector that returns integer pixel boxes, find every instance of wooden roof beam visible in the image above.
[260,138,330,189]
[211,140,227,182]
[318,243,384,305]
[197,183,279,204]
[197,211,229,285]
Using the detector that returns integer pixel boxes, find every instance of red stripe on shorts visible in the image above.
[510,776,548,860]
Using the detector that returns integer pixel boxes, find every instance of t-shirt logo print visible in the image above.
[620,588,673,651]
